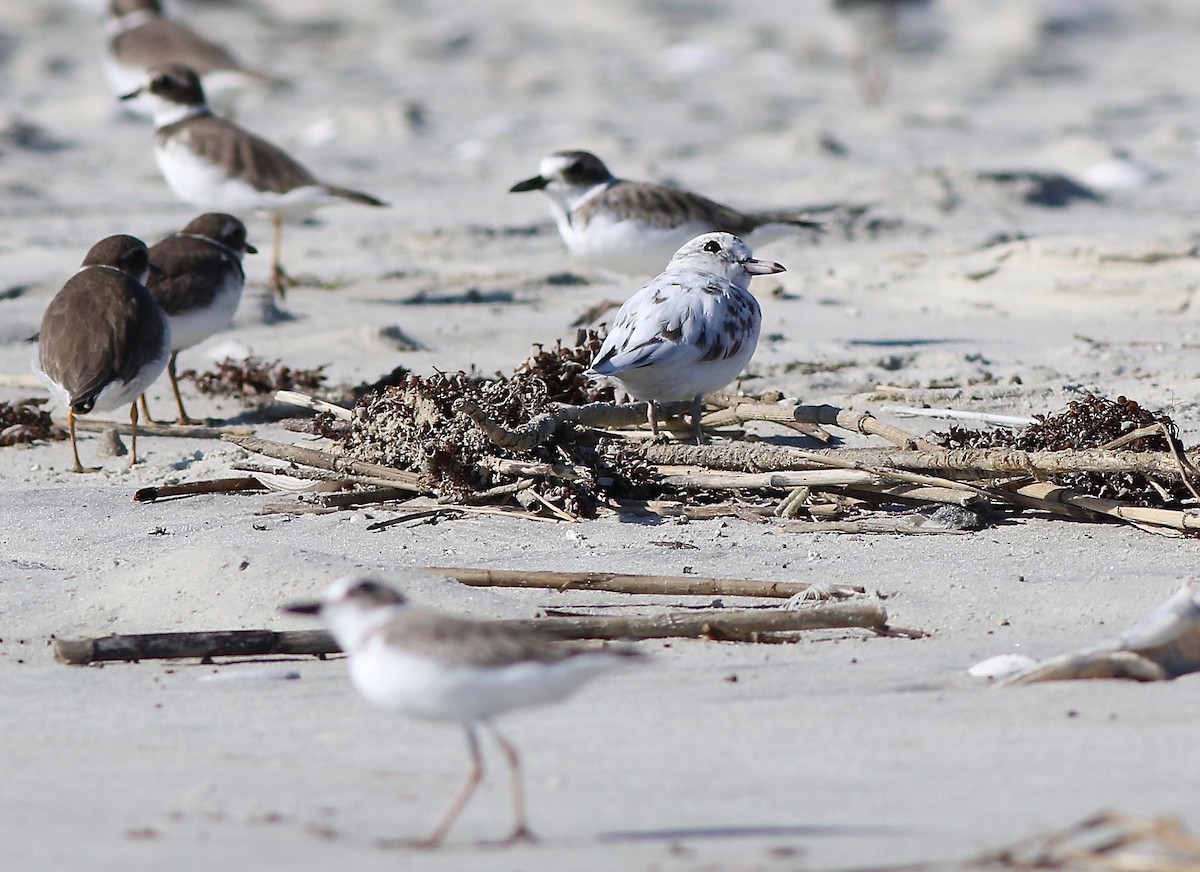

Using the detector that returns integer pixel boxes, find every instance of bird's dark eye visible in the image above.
[153,75,169,88]
[703,240,721,254]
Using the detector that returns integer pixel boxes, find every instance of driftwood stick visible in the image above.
[656,468,882,490]
[777,517,973,535]
[550,400,694,429]
[612,500,776,521]
[839,482,987,507]
[231,461,408,490]
[55,602,899,664]
[640,443,1199,481]
[1008,481,1200,533]
[132,477,268,503]
[313,487,414,508]
[55,629,338,665]
[224,434,427,492]
[487,458,589,480]
[420,566,865,598]
[59,417,252,439]
[454,399,558,451]
[703,393,834,443]
[273,390,353,420]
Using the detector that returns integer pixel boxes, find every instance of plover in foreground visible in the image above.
[587,232,782,443]
[144,212,255,424]
[123,65,386,297]
[105,0,285,116]
[33,235,171,472]
[283,576,641,848]
[510,150,819,275]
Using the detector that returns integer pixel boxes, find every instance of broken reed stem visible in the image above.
[421,566,864,598]
[1008,481,1200,533]
[231,461,410,490]
[612,500,776,521]
[55,602,897,664]
[133,477,267,503]
[640,443,1200,482]
[224,434,427,493]
[273,390,353,420]
[879,404,1036,428]
[61,418,251,439]
[656,467,882,490]
[776,517,972,535]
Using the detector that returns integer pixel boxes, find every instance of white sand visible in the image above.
[4,0,1200,868]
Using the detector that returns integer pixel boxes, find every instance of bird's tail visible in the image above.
[324,185,388,207]
[748,209,825,234]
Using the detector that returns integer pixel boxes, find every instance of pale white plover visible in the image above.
[587,232,782,442]
[123,65,386,297]
[33,235,171,472]
[510,150,819,275]
[282,576,640,848]
[144,212,255,424]
[105,0,285,117]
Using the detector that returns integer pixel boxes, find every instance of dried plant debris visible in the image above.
[937,394,1193,505]
[182,357,327,402]
[967,810,1200,872]
[337,332,650,517]
[0,398,66,446]
[514,329,613,405]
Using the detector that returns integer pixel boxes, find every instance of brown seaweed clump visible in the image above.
[938,394,1191,505]
[337,333,652,517]
[182,357,327,400]
[0,399,66,446]
[514,329,614,405]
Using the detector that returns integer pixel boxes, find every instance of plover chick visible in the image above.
[510,150,819,275]
[33,235,171,472]
[123,65,386,298]
[282,576,641,848]
[144,212,255,423]
[587,232,783,443]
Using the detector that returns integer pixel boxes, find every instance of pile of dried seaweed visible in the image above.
[182,357,327,402]
[334,332,651,517]
[0,398,65,446]
[938,394,1191,505]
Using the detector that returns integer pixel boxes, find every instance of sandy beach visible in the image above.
[5,1,1200,869]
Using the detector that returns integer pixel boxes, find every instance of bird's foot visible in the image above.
[477,826,538,848]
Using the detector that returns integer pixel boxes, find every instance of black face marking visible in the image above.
[703,240,722,254]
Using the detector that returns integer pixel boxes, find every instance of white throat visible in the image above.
[154,103,211,129]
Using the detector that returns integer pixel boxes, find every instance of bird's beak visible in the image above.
[244,242,258,255]
[119,88,142,101]
[280,600,322,616]
[741,258,786,276]
[509,175,548,193]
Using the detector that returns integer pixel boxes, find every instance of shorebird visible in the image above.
[144,212,255,424]
[122,65,386,298]
[105,0,285,116]
[587,232,783,442]
[33,235,171,472]
[282,576,640,848]
[510,150,819,275]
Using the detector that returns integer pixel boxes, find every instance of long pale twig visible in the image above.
[421,566,864,599]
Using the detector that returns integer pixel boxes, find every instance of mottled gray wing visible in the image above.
[378,611,587,669]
